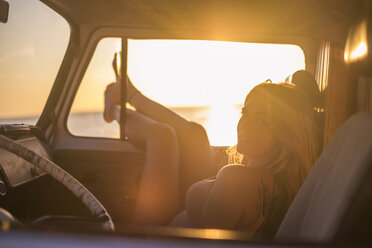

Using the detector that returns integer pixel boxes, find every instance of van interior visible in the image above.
[0,0,372,247]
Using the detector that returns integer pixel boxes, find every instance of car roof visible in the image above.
[42,0,361,43]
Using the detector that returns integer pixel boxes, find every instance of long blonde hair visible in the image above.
[228,82,319,205]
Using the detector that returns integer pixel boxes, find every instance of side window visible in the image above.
[127,40,305,146]
[68,39,305,146]
[68,38,121,138]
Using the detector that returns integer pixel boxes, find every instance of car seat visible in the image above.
[275,111,372,242]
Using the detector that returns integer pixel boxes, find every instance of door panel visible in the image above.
[53,146,144,225]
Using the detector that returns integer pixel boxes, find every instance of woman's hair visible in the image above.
[228,82,319,207]
[291,70,322,110]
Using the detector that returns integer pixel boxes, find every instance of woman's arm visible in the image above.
[200,165,262,229]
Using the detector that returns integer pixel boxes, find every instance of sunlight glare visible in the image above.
[206,102,242,146]
[128,40,305,146]
[345,20,368,62]
[350,41,368,60]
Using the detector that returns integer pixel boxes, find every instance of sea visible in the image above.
[0,105,243,146]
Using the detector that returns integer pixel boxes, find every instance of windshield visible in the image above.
[0,0,70,125]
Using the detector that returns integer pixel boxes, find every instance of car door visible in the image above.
[42,36,146,226]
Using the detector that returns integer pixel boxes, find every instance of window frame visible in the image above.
[57,27,317,146]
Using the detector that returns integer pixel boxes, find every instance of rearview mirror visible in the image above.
[344,1,372,76]
[0,0,9,23]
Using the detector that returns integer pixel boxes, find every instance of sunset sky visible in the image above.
[0,0,69,119]
[72,38,305,112]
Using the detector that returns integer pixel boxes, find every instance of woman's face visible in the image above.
[237,94,278,161]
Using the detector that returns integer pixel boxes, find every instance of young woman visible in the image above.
[103,72,319,239]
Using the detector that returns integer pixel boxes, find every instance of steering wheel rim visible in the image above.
[0,134,115,232]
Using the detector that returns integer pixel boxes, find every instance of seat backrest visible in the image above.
[275,111,372,243]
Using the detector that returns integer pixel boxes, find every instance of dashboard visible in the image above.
[0,124,50,195]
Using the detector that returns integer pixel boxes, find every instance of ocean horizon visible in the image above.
[0,105,242,146]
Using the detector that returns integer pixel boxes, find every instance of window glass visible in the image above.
[69,39,305,146]
[128,40,305,146]
[68,38,121,138]
[0,0,70,124]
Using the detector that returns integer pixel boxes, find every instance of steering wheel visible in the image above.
[0,134,115,231]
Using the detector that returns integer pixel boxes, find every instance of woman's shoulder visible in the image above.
[186,165,263,206]
[216,164,266,186]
